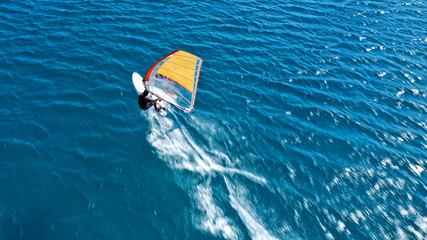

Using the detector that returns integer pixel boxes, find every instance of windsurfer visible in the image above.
[138,89,160,111]
[133,50,202,114]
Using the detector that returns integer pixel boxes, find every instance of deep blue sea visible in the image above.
[1,0,426,239]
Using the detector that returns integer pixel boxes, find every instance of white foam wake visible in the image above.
[144,110,273,239]
[225,177,279,240]
[146,110,266,184]
[194,184,240,240]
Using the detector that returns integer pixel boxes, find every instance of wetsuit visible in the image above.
[138,90,157,110]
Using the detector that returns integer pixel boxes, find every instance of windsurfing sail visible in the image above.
[144,50,203,113]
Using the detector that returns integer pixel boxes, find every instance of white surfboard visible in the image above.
[132,72,145,94]
[132,72,167,117]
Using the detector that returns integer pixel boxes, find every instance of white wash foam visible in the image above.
[194,184,240,239]
[144,110,267,238]
[225,177,278,240]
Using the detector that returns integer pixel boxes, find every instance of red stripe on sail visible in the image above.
[144,50,179,82]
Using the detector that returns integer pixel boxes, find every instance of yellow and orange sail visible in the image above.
[144,50,203,113]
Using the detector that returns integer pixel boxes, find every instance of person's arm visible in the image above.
[147,92,160,103]
[147,98,158,103]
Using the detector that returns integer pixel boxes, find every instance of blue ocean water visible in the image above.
[1,0,426,239]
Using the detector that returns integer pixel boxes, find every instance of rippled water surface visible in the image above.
[1,0,426,239]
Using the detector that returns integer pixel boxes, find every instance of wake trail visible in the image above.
[146,110,266,184]
[143,109,277,239]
